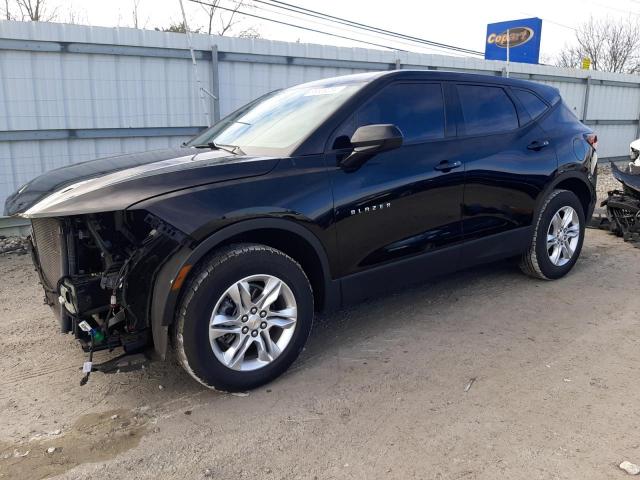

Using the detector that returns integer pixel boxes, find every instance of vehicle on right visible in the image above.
[631,137,640,163]
[601,138,640,241]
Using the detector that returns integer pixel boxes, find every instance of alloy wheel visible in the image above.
[546,206,580,267]
[209,274,297,371]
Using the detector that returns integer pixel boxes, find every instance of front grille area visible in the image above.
[31,218,67,290]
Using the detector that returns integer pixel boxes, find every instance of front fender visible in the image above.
[150,218,337,359]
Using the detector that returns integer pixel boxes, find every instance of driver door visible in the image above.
[326,82,465,302]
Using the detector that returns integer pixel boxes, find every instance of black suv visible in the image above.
[5,70,598,391]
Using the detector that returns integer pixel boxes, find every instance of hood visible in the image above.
[5,147,280,217]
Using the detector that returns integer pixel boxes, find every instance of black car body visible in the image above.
[5,70,598,390]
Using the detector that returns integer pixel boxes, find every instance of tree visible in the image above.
[2,0,13,20]
[200,0,219,35]
[65,9,88,25]
[160,20,201,34]
[14,0,58,22]
[131,0,141,29]
[556,16,640,73]
[556,49,583,70]
[238,26,261,39]
[199,0,260,37]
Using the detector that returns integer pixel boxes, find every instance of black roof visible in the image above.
[309,69,561,104]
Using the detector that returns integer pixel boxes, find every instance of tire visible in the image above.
[519,189,585,280]
[174,243,313,392]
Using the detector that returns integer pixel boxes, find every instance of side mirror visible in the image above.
[341,124,403,170]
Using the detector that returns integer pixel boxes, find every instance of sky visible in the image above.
[7,0,640,62]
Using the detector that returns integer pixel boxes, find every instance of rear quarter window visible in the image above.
[512,88,548,120]
[456,84,518,135]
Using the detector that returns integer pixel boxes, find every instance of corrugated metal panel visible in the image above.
[590,124,637,159]
[0,136,191,203]
[588,84,640,120]
[0,20,639,208]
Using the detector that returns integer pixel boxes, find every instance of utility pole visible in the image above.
[178,0,211,127]
[506,28,510,78]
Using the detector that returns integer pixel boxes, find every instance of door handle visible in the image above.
[434,160,462,172]
[527,139,550,151]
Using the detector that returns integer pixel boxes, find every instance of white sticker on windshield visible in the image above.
[304,86,346,96]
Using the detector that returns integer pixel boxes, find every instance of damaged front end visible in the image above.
[29,211,186,378]
[601,162,640,243]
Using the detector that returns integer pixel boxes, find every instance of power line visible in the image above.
[188,0,408,51]
[519,12,577,31]
[249,0,478,55]
[588,0,640,17]
[245,0,470,57]
[541,19,577,31]
[249,0,484,56]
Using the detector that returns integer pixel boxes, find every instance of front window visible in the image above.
[355,82,445,143]
[187,82,366,154]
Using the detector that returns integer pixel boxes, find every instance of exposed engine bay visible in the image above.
[600,161,640,244]
[29,211,185,383]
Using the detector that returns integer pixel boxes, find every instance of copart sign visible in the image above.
[485,17,542,65]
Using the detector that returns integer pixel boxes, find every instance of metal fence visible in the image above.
[1,20,639,226]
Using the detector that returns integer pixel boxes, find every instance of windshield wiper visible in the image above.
[190,141,244,155]
[209,141,235,154]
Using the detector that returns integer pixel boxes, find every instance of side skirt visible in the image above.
[338,226,533,307]
[461,226,533,268]
[339,243,462,307]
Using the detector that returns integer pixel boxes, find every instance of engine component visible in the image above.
[59,276,111,316]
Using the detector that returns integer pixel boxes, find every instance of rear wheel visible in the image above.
[174,243,313,391]
[520,189,585,280]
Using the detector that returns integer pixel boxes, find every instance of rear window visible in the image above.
[457,85,518,135]
[512,88,548,120]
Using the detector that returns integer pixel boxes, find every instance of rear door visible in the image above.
[326,81,465,297]
[450,83,557,264]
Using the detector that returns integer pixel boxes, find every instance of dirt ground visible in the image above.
[1,166,640,480]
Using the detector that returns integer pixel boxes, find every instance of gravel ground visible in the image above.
[0,236,28,255]
[596,162,623,206]
[1,227,640,479]
[1,165,638,480]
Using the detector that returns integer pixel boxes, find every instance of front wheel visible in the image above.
[520,189,585,280]
[174,243,314,391]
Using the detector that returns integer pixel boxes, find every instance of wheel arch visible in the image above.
[534,171,596,223]
[553,176,594,218]
[150,218,339,359]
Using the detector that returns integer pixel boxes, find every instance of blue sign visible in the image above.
[485,17,542,64]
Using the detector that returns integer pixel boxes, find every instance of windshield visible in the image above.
[187,82,366,154]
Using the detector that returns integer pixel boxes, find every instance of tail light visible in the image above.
[584,133,598,150]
